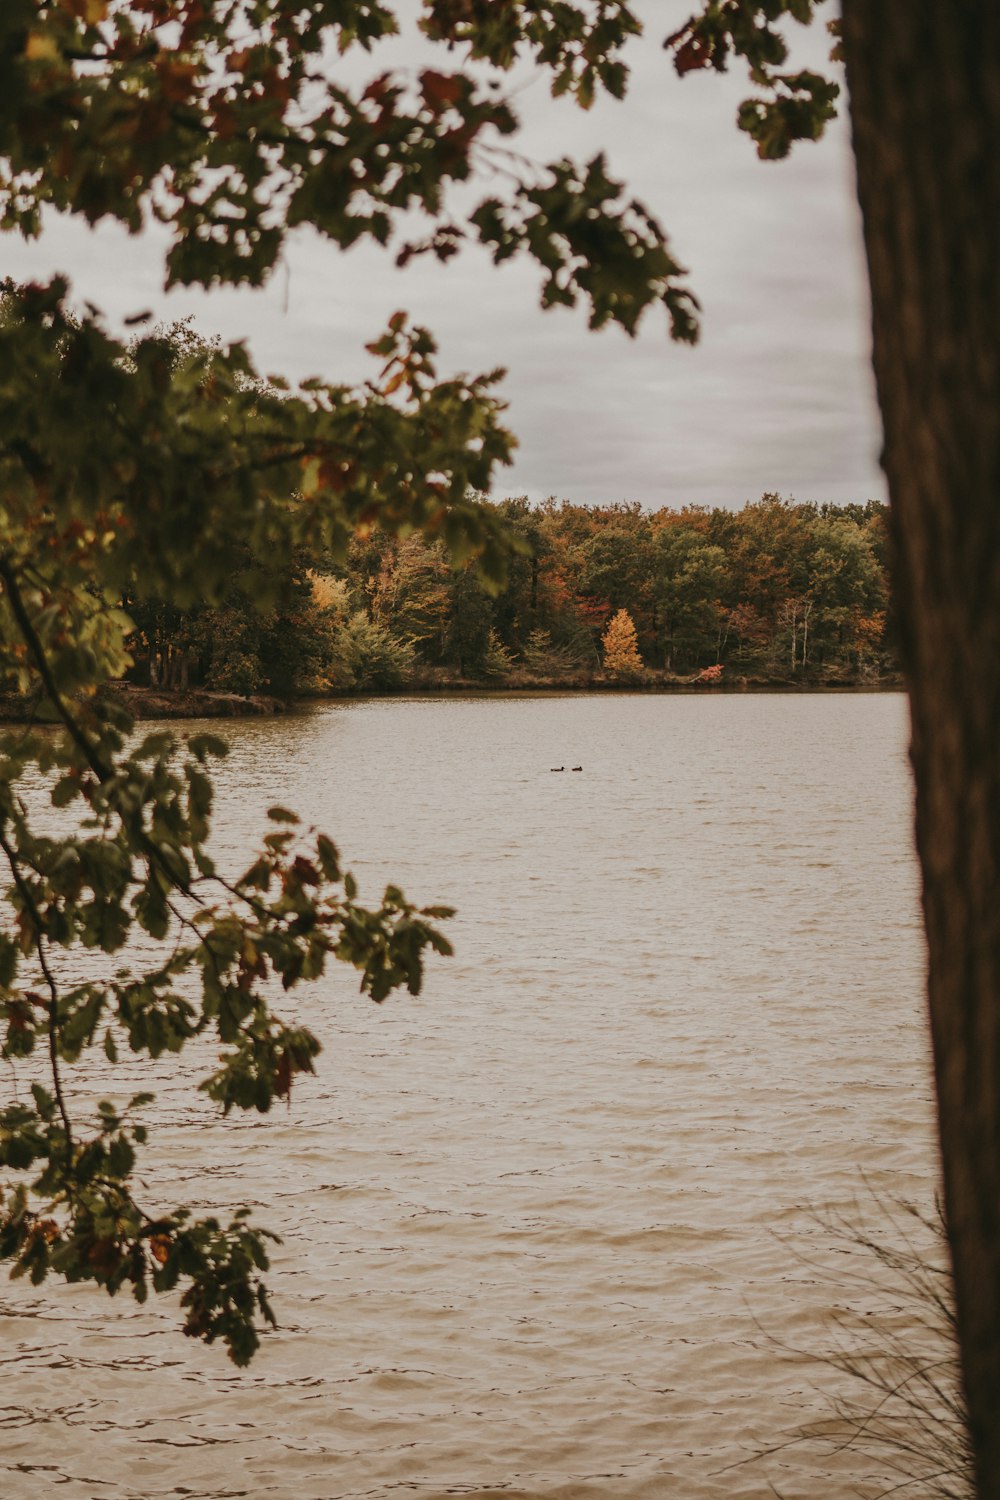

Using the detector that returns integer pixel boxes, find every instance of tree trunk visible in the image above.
[842,6,1000,1492]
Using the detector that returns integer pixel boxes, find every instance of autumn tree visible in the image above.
[372,534,453,661]
[522,625,586,677]
[146,547,340,697]
[489,498,554,650]
[798,515,887,672]
[444,565,495,675]
[576,509,655,646]
[653,520,731,672]
[601,607,644,676]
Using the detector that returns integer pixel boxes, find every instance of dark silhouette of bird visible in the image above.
[550,765,565,772]
[571,766,582,772]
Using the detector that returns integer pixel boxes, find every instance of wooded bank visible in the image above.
[118,494,895,702]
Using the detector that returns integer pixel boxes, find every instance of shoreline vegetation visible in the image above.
[1,494,900,722]
[0,671,906,726]
[125,495,898,705]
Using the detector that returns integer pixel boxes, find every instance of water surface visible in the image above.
[1,694,937,1498]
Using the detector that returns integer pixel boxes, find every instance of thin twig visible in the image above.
[0,823,74,1157]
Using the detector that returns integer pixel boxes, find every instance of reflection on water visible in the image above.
[1,694,936,1499]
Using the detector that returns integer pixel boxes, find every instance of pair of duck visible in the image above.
[550,765,582,772]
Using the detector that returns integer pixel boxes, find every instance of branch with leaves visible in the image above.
[2,0,697,339]
[0,609,454,1363]
[664,0,839,159]
[0,284,505,1361]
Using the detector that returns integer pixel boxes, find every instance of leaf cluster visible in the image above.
[1,1,697,339]
[472,153,699,339]
[0,287,478,1360]
[0,281,519,611]
[0,689,453,1358]
[665,1,839,159]
[421,1,642,108]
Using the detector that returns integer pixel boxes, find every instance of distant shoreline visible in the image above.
[0,686,290,725]
[321,673,907,699]
[0,676,905,724]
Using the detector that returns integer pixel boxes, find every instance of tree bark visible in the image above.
[842,5,1000,1492]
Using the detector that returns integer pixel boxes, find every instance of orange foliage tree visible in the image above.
[601,608,643,676]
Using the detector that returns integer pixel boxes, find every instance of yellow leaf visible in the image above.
[60,0,108,21]
[25,32,61,62]
[300,456,320,496]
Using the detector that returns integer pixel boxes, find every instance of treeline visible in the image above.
[126,494,896,694]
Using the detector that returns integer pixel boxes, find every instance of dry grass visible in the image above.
[747,1193,972,1499]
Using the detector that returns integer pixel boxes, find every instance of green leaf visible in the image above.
[266,806,300,825]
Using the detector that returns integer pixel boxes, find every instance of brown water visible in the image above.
[1,693,940,1499]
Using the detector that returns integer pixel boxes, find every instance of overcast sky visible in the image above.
[1,1,885,513]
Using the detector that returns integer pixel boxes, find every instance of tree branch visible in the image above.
[0,823,74,1158]
[0,556,108,785]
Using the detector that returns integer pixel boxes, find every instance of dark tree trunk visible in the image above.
[842,5,1000,1492]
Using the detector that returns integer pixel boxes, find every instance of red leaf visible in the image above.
[673,37,712,75]
[273,1053,292,1099]
[420,70,463,110]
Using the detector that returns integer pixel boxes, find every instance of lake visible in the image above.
[1,693,944,1499]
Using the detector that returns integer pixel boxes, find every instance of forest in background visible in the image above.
[127,493,895,696]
